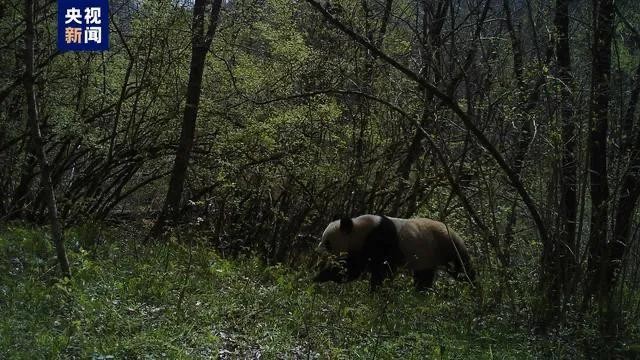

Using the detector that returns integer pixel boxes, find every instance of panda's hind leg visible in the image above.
[413,269,435,291]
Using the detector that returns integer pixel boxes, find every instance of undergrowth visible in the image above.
[0,223,636,359]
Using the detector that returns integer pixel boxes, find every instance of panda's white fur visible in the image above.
[316,214,475,290]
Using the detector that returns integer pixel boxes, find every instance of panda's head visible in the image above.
[313,215,382,283]
[317,215,382,255]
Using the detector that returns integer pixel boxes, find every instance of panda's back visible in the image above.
[396,218,452,271]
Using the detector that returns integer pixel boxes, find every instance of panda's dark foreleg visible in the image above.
[369,267,383,292]
[413,269,436,291]
[368,261,386,292]
[313,266,341,283]
[368,259,397,291]
[313,255,363,284]
[345,254,365,282]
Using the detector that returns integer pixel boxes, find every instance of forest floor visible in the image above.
[0,223,635,359]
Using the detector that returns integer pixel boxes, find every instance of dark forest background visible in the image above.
[1,0,640,357]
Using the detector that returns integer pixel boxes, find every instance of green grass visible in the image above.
[0,224,632,359]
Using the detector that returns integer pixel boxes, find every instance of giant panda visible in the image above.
[313,214,475,291]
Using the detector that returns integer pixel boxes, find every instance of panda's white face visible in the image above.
[318,215,382,256]
[319,220,349,255]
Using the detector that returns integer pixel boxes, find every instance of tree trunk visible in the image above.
[541,0,578,322]
[152,0,223,235]
[500,0,529,265]
[603,43,640,334]
[23,0,71,278]
[392,0,448,214]
[584,0,614,304]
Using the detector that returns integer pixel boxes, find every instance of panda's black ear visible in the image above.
[339,217,354,234]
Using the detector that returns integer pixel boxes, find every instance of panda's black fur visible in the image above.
[313,216,400,289]
[313,214,475,291]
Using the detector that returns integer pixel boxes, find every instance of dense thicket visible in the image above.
[1,0,639,347]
